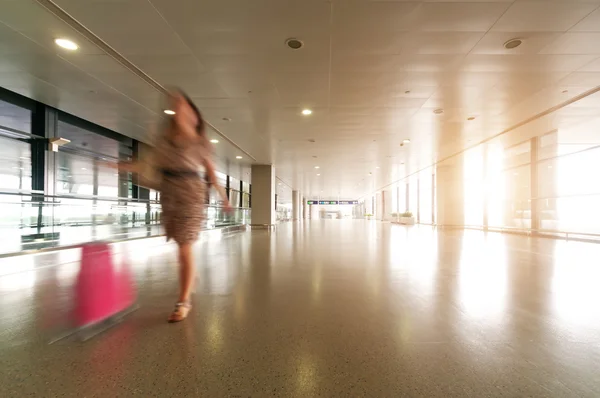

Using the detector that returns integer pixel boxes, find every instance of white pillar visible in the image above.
[250,165,276,226]
[436,159,464,226]
[302,197,307,220]
[381,189,392,221]
[292,190,300,221]
[375,192,382,220]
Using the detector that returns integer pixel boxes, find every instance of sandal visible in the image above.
[167,301,191,323]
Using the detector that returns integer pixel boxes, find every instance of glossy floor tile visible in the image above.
[1,221,599,397]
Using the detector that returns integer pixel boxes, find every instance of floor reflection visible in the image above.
[1,222,600,396]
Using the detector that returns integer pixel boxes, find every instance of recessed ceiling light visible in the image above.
[467,116,476,121]
[236,156,243,159]
[402,139,411,144]
[562,90,569,94]
[302,109,312,116]
[285,38,304,50]
[54,38,78,51]
[376,166,380,169]
[405,90,411,94]
[164,109,176,115]
[433,109,444,115]
[222,117,231,122]
[317,174,321,176]
[82,168,87,170]
[314,166,320,169]
[210,139,219,144]
[504,38,523,50]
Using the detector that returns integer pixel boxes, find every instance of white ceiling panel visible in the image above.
[491,2,598,32]
[2,0,600,198]
[408,2,511,32]
[571,7,600,31]
[471,32,563,55]
[540,33,600,55]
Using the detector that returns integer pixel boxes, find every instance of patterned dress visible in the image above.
[153,130,212,245]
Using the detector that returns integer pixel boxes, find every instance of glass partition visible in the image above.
[0,191,250,255]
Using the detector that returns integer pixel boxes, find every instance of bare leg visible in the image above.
[177,242,195,303]
[168,242,194,322]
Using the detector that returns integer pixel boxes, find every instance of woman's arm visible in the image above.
[203,157,232,210]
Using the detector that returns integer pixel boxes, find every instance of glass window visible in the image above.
[504,165,531,229]
[504,141,531,169]
[0,99,31,134]
[0,136,31,191]
[242,192,250,208]
[398,182,406,213]
[391,184,398,214]
[487,143,506,228]
[58,121,121,159]
[538,147,600,234]
[408,176,418,215]
[539,118,600,161]
[242,181,250,193]
[464,146,484,226]
[55,152,94,196]
[230,190,241,208]
[97,161,119,197]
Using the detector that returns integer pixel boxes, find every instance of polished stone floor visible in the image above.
[1,221,599,397]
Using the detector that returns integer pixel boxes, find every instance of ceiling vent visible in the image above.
[285,38,304,50]
[504,38,523,50]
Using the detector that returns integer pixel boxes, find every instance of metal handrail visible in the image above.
[0,192,250,211]
[437,224,600,240]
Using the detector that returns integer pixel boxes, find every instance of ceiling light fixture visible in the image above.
[317,174,321,176]
[504,38,523,50]
[314,166,320,169]
[285,38,304,50]
[433,108,444,115]
[402,139,411,144]
[376,166,380,169]
[54,38,79,51]
[467,116,476,121]
[164,109,176,115]
[236,156,243,159]
[222,117,231,122]
[302,109,312,116]
[210,139,219,144]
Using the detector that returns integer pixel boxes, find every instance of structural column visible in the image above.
[250,165,276,227]
[435,158,464,227]
[381,189,392,221]
[292,190,300,221]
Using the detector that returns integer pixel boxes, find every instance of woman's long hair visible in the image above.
[180,91,205,137]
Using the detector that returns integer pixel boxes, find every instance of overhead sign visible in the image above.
[306,200,358,205]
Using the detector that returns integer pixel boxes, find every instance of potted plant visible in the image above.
[391,212,400,224]
[365,213,374,220]
[400,211,415,225]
